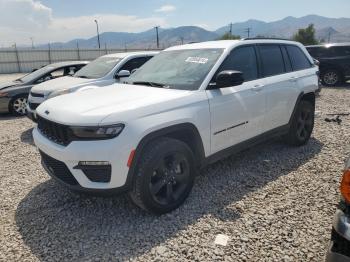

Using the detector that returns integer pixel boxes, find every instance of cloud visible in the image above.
[0,0,167,46]
[155,5,176,13]
[0,0,52,30]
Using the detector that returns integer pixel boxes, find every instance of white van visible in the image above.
[27,51,158,121]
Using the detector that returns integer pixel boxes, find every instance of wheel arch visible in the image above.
[288,91,315,125]
[320,64,344,79]
[125,123,205,188]
[8,92,29,113]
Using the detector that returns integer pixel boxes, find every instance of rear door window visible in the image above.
[332,46,350,57]
[286,45,312,71]
[258,45,285,77]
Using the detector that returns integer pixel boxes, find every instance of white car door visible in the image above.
[258,44,300,133]
[206,45,266,154]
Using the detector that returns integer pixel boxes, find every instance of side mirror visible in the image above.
[115,70,130,79]
[313,58,320,66]
[214,70,244,89]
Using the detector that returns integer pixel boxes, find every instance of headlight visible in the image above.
[48,89,72,99]
[0,92,8,97]
[70,124,125,139]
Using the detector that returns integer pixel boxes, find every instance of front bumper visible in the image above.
[26,105,37,122]
[0,96,11,113]
[33,127,134,193]
[326,209,350,262]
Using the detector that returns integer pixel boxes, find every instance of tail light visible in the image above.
[340,158,350,204]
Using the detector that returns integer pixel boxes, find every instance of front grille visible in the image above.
[30,92,44,98]
[37,116,71,146]
[40,151,79,186]
[29,102,40,110]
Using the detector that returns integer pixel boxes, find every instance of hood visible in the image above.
[0,83,33,93]
[30,76,93,94]
[37,84,196,125]
[0,81,20,91]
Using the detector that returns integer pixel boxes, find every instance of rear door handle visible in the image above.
[289,76,298,82]
[253,84,264,92]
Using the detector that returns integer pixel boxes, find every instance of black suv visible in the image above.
[306,43,350,86]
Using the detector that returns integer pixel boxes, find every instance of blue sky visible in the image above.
[40,0,350,29]
[0,0,349,46]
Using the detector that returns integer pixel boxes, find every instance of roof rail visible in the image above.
[242,37,294,41]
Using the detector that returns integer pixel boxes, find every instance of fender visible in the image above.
[288,91,316,126]
[125,123,206,188]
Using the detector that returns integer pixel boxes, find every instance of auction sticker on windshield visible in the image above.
[185,57,209,64]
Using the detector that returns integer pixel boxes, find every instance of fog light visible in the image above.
[78,161,110,166]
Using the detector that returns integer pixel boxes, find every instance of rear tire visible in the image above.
[284,100,314,146]
[129,137,196,214]
[9,94,28,116]
[322,69,342,86]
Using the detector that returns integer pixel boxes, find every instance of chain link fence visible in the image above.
[0,47,161,73]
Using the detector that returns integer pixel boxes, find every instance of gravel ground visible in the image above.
[0,74,350,261]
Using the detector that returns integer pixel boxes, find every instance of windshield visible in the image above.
[128,49,224,90]
[74,56,122,79]
[19,66,54,83]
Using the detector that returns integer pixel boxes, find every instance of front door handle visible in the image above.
[253,84,264,92]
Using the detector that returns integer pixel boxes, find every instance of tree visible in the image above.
[292,24,319,45]
[219,33,241,40]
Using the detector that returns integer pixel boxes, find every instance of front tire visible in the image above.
[129,137,196,214]
[284,100,314,146]
[10,95,28,116]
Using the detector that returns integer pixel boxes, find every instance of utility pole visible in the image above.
[180,36,184,45]
[328,30,331,43]
[76,42,80,60]
[94,19,101,49]
[244,27,252,38]
[30,37,34,49]
[48,43,52,64]
[14,43,21,73]
[154,26,160,49]
[229,23,233,36]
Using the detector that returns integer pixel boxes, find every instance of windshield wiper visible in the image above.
[132,81,169,88]
[75,75,89,79]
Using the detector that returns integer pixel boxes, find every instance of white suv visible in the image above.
[27,51,158,121]
[33,40,318,214]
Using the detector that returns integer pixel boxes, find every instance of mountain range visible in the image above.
[46,15,350,49]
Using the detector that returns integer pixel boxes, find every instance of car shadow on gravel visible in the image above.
[15,137,323,261]
[0,112,23,120]
[321,81,350,90]
[20,128,34,146]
